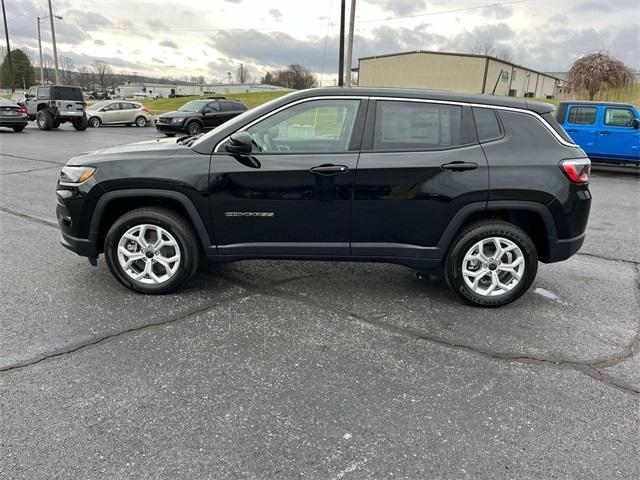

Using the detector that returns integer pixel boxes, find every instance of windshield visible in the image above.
[178,100,209,112]
[89,101,110,110]
[192,91,299,149]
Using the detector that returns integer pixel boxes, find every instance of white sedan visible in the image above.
[86,100,152,128]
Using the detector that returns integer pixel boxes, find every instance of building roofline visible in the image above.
[357,50,564,82]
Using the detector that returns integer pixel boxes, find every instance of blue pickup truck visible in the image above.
[556,101,640,165]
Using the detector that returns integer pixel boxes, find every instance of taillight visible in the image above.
[560,158,591,184]
[18,108,27,114]
[141,106,150,112]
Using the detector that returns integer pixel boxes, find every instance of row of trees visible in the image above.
[233,63,317,89]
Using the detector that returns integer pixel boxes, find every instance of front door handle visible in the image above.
[599,131,612,136]
[310,164,349,176]
[440,161,478,172]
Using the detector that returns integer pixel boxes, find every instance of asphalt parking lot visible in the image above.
[1,123,639,479]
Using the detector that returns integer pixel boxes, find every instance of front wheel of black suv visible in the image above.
[104,208,200,294]
[444,221,538,307]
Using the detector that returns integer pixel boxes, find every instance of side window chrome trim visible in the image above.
[213,95,368,153]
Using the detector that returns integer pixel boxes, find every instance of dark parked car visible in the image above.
[0,98,28,132]
[56,87,591,307]
[24,85,88,131]
[156,98,247,136]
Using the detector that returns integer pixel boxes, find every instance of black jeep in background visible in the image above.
[156,97,247,137]
[24,85,88,131]
[56,87,591,307]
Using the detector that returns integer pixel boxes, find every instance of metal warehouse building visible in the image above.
[356,50,563,98]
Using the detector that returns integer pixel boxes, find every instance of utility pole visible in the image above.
[47,0,60,84]
[37,17,44,84]
[338,0,345,86]
[1,0,14,91]
[345,0,356,87]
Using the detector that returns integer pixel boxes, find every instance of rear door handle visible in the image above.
[599,131,612,136]
[440,161,478,172]
[310,164,349,176]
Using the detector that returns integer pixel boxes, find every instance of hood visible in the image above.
[158,110,200,119]
[66,137,184,165]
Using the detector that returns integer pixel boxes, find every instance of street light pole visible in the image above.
[37,17,44,84]
[338,0,345,86]
[1,0,14,90]
[47,0,60,84]
[345,0,356,87]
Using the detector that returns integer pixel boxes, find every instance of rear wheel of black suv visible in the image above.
[444,221,538,307]
[104,208,200,294]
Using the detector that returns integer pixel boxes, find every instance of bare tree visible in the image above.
[235,63,251,84]
[42,53,54,82]
[264,64,317,89]
[60,56,75,83]
[92,60,113,92]
[567,51,634,100]
[471,38,495,56]
[495,46,514,63]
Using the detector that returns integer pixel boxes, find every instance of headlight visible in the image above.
[59,166,96,186]
[171,117,185,124]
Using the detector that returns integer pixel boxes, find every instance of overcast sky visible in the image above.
[4,0,639,84]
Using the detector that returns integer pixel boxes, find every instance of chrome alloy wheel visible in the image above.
[117,224,181,285]
[461,237,525,297]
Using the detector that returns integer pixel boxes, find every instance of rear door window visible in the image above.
[604,108,635,127]
[373,101,464,150]
[220,101,234,112]
[567,106,597,125]
[52,87,83,101]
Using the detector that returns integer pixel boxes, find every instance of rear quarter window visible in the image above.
[473,107,503,142]
[567,106,597,125]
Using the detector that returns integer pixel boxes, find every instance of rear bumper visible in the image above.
[0,118,28,127]
[544,232,585,263]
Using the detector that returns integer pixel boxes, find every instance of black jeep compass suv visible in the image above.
[56,88,591,306]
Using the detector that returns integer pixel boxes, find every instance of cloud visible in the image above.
[151,57,165,64]
[145,18,169,30]
[65,9,113,27]
[481,3,514,19]
[159,40,179,49]
[363,0,427,16]
[94,39,106,46]
[571,1,612,13]
[268,9,282,21]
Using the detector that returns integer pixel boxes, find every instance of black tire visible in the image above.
[444,221,538,307]
[12,126,25,132]
[104,207,200,294]
[135,116,147,127]
[164,133,176,137]
[72,115,88,131]
[52,119,61,129]
[186,121,203,135]
[36,110,53,130]
[88,116,101,128]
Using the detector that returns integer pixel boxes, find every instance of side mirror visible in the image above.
[632,118,640,130]
[225,132,252,155]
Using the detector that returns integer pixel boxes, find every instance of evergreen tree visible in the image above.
[0,49,36,89]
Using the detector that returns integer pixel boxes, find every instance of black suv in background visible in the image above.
[56,87,591,307]
[156,97,247,136]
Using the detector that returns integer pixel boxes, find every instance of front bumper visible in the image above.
[156,123,187,134]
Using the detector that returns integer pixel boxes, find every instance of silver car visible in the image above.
[86,100,152,128]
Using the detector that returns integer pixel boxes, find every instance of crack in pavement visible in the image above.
[0,165,60,176]
[0,290,257,374]
[0,207,57,229]
[2,205,639,395]
[0,153,65,165]
[577,251,639,266]
[215,269,640,396]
